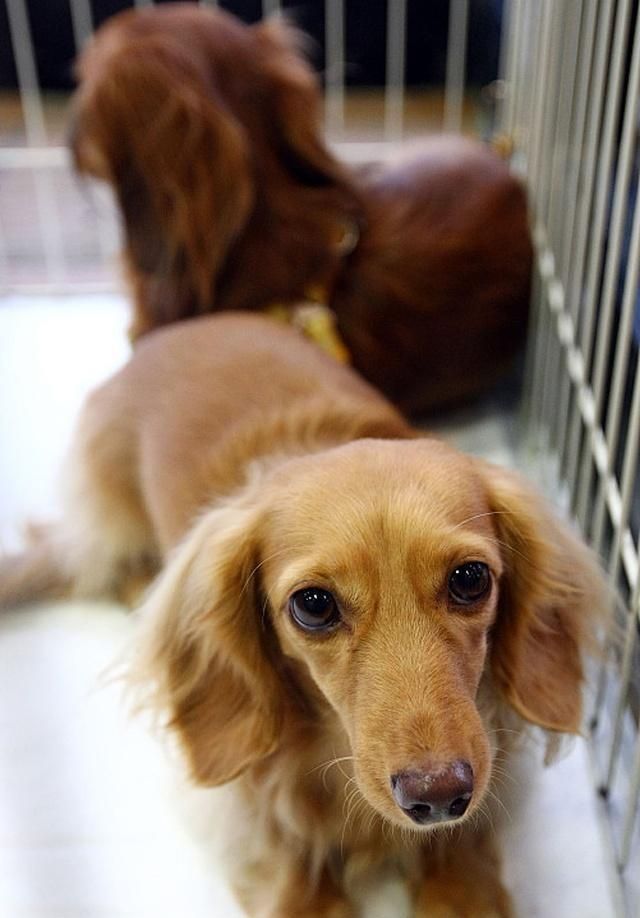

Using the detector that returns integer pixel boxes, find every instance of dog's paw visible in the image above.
[267,904,353,918]
[422,908,508,918]
[416,882,514,918]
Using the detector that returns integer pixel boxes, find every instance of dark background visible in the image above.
[0,0,504,90]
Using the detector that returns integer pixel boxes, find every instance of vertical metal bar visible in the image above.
[69,0,117,271]
[600,359,640,789]
[510,0,527,155]
[524,1,552,188]
[607,358,640,583]
[569,0,633,518]
[526,3,565,453]
[325,0,346,138]
[384,0,407,140]
[262,0,281,15]
[538,3,567,231]
[546,2,583,260]
[5,0,65,283]
[533,2,575,458]
[443,0,469,133]
[575,0,638,528]
[620,697,640,868]
[497,0,528,145]
[527,0,559,210]
[69,0,93,50]
[0,215,9,290]
[558,0,599,288]
[538,279,564,451]
[578,0,633,287]
[531,251,557,436]
[5,0,49,149]
[588,4,640,429]
[510,0,529,152]
[591,203,640,553]
[551,0,601,465]
[520,258,544,433]
[604,584,640,791]
[563,0,617,482]
[496,0,517,138]
[515,1,542,170]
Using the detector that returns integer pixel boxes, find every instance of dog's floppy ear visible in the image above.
[481,462,607,734]
[252,18,350,190]
[71,32,253,330]
[132,488,283,786]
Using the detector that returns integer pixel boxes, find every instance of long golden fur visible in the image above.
[1,314,606,916]
[70,3,532,415]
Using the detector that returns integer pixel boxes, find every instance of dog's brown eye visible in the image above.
[289,588,340,631]
[448,562,491,605]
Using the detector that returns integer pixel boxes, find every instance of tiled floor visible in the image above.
[0,295,617,917]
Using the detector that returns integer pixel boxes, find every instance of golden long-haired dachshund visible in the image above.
[1,314,606,916]
[70,3,532,415]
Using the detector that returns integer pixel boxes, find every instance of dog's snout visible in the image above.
[390,760,474,825]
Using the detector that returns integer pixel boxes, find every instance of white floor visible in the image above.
[0,295,617,917]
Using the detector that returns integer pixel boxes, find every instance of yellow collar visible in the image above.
[265,217,359,364]
[266,300,350,364]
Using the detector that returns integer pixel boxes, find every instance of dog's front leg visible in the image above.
[413,830,514,918]
[235,857,354,918]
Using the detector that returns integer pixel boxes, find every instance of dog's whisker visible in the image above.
[483,787,513,826]
[316,755,355,792]
[308,755,355,777]
[450,510,514,532]
[480,534,530,563]
[340,787,361,855]
[488,764,519,787]
[240,547,291,597]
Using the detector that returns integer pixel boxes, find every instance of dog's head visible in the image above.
[70,4,349,334]
[134,438,606,831]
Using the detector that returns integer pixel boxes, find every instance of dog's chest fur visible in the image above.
[223,679,520,905]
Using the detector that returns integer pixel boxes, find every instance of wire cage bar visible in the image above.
[510,1,640,914]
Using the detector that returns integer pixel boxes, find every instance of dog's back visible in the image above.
[0,313,410,608]
[83,313,410,545]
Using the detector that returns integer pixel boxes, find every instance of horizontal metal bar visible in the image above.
[0,281,119,295]
[0,147,70,168]
[0,142,416,170]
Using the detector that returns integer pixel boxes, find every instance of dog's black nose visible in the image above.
[390,760,473,825]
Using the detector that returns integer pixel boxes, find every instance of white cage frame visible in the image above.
[504,1,640,914]
[2,0,640,914]
[0,0,471,294]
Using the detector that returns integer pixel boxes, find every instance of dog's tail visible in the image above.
[0,528,72,611]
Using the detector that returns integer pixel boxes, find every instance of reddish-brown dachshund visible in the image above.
[70,3,532,415]
[1,314,605,917]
